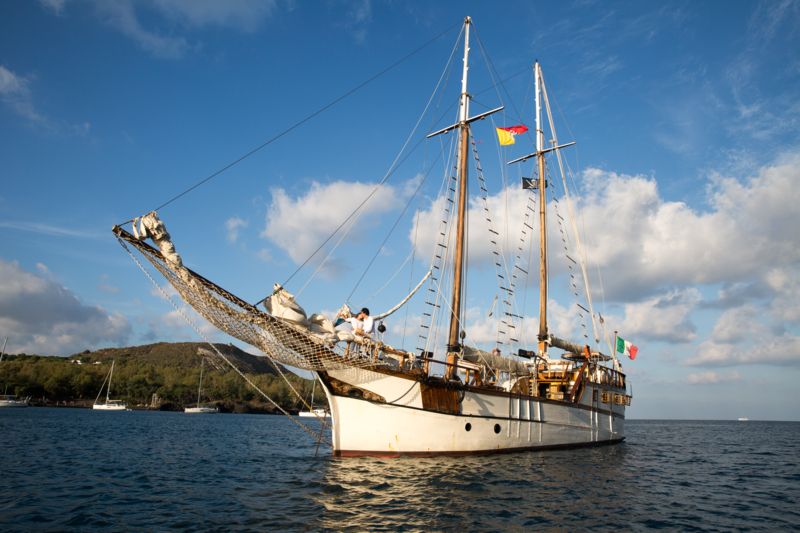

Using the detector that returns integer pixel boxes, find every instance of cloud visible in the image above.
[0,65,48,127]
[709,305,763,344]
[688,334,800,367]
[0,220,102,240]
[0,65,91,134]
[620,288,701,343]
[412,152,800,301]
[49,0,280,59]
[344,0,372,44]
[568,153,800,300]
[0,259,131,355]
[225,216,248,243]
[262,178,412,268]
[38,0,65,15]
[151,0,278,32]
[687,370,741,385]
[92,1,191,59]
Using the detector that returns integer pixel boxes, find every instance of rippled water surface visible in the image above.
[1,409,798,531]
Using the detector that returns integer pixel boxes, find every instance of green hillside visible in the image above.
[0,342,317,413]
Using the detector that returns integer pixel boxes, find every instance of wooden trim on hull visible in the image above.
[334,437,626,458]
[318,371,626,420]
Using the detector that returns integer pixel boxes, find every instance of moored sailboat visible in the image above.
[185,357,218,414]
[298,378,330,419]
[113,16,631,455]
[93,360,128,411]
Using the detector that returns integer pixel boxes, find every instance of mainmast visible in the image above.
[447,16,472,354]
[535,62,549,355]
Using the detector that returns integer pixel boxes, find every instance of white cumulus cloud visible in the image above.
[0,259,131,355]
[687,370,741,385]
[48,0,280,59]
[262,179,413,267]
[225,216,248,243]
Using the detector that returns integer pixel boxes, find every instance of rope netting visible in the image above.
[114,227,393,374]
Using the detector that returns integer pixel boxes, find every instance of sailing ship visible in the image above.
[185,357,218,413]
[114,17,631,455]
[93,360,128,411]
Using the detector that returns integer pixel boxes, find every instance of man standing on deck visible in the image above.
[344,307,374,338]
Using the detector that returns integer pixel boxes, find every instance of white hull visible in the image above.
[0,399,29,408]
[298,408,329,418]
[184,406,219,414]
[321,368,625,456]
[93,403,128,411]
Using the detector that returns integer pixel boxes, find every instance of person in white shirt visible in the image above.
[345,307,374,337]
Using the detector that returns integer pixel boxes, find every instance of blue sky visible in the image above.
[1,0,799,420]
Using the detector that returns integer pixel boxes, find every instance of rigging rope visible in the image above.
[345,154,437,304]
[117,236,328,442]
[121,22,460,224]
[291,27,464,302]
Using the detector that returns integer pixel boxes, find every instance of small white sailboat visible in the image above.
[298,378,330,418]
[93,360,128,411]
[0,394,30,408]
[0,338,28,407]
[185,357,218,413]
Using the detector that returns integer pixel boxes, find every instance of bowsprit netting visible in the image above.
[113,224,392,373]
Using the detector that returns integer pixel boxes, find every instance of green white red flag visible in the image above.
[616,336,638,360]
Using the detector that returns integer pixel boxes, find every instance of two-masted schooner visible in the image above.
[114,17,631,456]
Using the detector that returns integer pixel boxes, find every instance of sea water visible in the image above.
[1,409,798,531]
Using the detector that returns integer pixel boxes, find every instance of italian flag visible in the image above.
[616,336,638,360]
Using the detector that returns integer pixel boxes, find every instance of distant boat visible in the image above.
[0,337,30,407]
[93,360,128,411]
[299,408,330,418]
[297,378,330,418]
[0,394,30,408]
[185,357,218,414]
[738,417,749,421]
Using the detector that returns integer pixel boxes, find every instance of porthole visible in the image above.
[465,423,472,432]
[494,423,501,434]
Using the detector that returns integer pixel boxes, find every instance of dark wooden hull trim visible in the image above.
[334,437,626,458]
[319,371,626,419]
[328,390,626,425]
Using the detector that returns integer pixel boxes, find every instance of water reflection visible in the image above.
[310,444,634,530]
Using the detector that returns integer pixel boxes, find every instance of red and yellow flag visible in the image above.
[496,125,528,145]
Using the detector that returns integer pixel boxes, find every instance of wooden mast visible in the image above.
[535,61,549,355]
[447,16,472,357]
